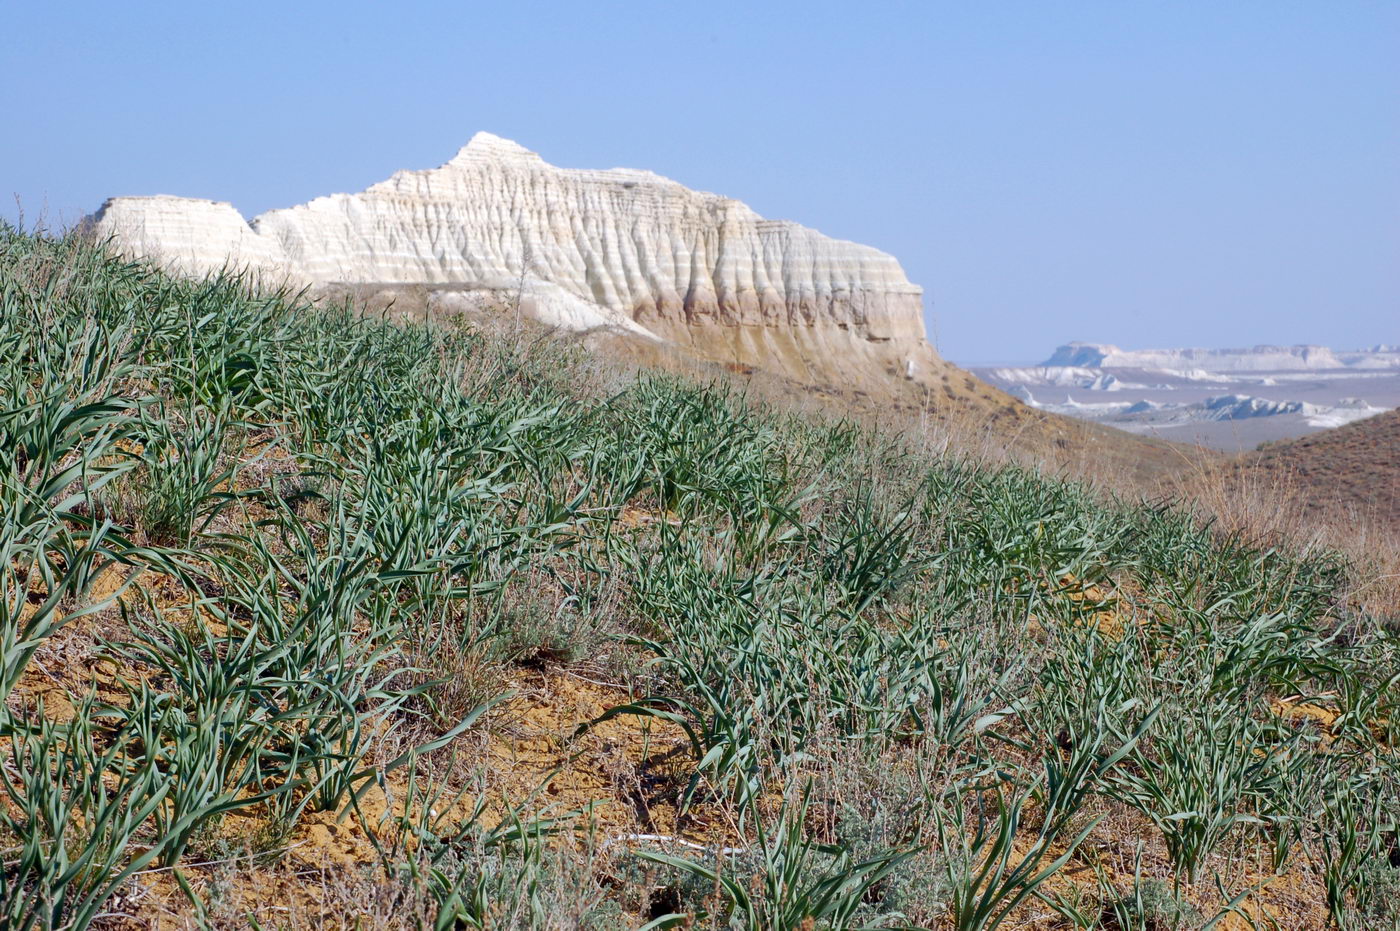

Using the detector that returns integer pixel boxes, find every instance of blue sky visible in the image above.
[3,1,1395,361]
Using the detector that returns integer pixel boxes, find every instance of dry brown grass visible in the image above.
[1165,440,1400,617]
[1246,410,1400,527]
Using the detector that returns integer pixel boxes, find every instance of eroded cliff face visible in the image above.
[86,132,944,393]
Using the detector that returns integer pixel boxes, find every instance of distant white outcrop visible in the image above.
[1302,398,1389,429]
[1022,392,1387,429]
[988,366,1150,391]
[1190,395,1385,427]
[1195,395,1310,420]
[1043,341,1400,372]
[84,132,944,392]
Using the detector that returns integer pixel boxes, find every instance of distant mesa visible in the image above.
[82,132,950,396]
[1012,389,1386,430]
[1043,341,1400,372]
[977,339,1397,449]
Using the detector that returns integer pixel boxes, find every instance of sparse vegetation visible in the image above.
[2,225,1397,928]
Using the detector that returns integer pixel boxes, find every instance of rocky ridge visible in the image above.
[85,132,946,394]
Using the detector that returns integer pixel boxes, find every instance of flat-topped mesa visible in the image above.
[85,133,942,391]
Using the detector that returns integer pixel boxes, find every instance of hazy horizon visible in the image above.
[4,1,1395,360]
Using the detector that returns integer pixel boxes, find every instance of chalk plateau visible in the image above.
[85,132,946,394]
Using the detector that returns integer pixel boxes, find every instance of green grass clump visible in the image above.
[1,225,1397,929]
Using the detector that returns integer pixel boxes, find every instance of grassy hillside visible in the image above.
[575,313,1197,492]
[2,227,1397,930]
[1245,410,1400,530]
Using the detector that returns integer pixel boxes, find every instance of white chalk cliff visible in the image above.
[86,133,944,392]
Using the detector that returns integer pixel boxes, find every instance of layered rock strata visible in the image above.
[86,133,944,392]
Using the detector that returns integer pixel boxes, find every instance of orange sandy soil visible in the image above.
[11,652,699,928]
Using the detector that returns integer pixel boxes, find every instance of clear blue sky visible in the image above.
[4,1,1395,362]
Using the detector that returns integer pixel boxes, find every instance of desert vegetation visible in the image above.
[2,226,1397,929]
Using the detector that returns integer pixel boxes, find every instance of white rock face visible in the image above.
[987,366,1147,391]
[88,196,285,277]
[85,132,942,391]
